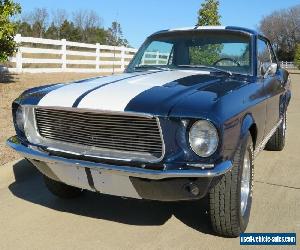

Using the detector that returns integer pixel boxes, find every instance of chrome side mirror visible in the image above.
[261,62,277,78]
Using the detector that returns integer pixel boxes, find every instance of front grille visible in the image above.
[35,108,163,158]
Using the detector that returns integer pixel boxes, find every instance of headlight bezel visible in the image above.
[188,119,219,158]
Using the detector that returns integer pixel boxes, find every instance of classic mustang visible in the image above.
[7,26,291,237]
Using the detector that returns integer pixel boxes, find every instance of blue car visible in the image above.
[7,26,291,237]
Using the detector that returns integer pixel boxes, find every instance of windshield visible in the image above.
[127,31,252,75]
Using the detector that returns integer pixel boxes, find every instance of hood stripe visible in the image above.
[38,72,149,107]
[72,70,164,107]
[77,70,209,112]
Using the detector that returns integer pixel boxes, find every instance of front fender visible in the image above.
[240,114,255,140]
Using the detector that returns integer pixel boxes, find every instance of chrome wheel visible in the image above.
[283,114,286,137]
[240,151,251,216]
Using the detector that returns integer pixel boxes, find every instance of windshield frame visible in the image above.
[126,30,255,77]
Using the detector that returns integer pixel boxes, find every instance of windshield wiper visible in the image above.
[133,65,171,71]
[177,65,233,76]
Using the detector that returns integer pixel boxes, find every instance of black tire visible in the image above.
[209,132,254,237]
[43,175,83,199]
[265,113,286,151]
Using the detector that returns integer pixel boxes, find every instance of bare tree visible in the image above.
[259,5,300,60]
[24,8,49,38]
[72,10,102,41]
[52,9,68,37]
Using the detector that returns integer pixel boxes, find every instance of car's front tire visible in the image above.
[265,112,286,151]
[43,175,84,199]
[208,132,254,237]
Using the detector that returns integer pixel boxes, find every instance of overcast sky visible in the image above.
[17,0,299,48]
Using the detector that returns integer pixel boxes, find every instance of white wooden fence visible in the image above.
[8,34,138,73]
[141,51,170,65]
[280,61,297,70]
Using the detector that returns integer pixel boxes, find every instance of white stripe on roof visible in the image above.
[169,26,226,31]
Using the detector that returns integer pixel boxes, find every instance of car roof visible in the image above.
[151,26,262,37]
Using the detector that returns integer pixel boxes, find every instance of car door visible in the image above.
[257,38,283,135]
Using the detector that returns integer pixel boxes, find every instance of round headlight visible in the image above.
[15,105,25,132]
[189,120,219,157]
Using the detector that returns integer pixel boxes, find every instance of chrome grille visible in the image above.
[35,108,163,158]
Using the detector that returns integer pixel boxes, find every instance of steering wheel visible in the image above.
[213,58,241,67]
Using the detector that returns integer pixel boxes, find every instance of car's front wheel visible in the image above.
[43,175,84,199]
[208,132,254,237]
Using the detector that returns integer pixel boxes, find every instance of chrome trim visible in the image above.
[7,136,233,180]
[23,105,165,163]
[155,117,166,163]
[23,104,155,118]
[240,149,251,216]
[253,118,283,158]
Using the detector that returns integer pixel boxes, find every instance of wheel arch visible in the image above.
[241,114,257,149]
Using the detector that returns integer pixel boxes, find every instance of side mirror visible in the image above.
[261,62,277,78]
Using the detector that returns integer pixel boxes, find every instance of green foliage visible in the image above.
[197,0,221,26]
[294,44,300,70]
[16,16,127,46]
[192,0,221,65]
[0,0,21,62]
[190,45,222,65]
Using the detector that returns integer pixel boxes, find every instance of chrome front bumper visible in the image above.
[7,136,233,180]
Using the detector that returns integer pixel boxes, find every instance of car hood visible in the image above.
[22,70,246,117]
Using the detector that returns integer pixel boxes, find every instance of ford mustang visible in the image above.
[7,26,291,237]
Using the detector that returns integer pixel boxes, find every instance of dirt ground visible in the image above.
[0,72,102,166]
[0,73,299,249]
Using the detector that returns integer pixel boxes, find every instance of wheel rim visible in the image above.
[240,151,251,216]
[283,114,286,137]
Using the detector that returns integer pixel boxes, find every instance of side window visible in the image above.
[257,39,271,76]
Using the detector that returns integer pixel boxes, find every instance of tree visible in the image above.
[106,21,128,46]
[192,0,221,65]
[13,8,130,46]
[0,0,21,62]
[259,5,300,61]
[32,8,48,38]
[16,21,32,36]
[45,22,59,39]
[52,9,67,38]
[59,20,81,41]
[294,44,300,69]
[72,10,101,42]
[197,0,221,26]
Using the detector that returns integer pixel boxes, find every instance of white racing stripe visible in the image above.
[78,70,209,111]
[38,73,137,107]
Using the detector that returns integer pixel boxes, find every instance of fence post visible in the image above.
[156,51,159,65]
[96,43,100,70]
[15,34,22,73]
[61,39,67,70]
[120,46,125,71]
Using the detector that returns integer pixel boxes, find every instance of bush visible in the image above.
[294,44,300,70]
[0,0,21,62]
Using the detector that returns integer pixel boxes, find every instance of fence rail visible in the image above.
[8,34,138,73]
[280,61,297,70]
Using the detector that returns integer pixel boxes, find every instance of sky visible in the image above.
[16,0,299,48]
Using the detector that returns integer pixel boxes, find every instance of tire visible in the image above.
[265,113,286,151]
[43,175,83,199]
[209,132,254,237]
